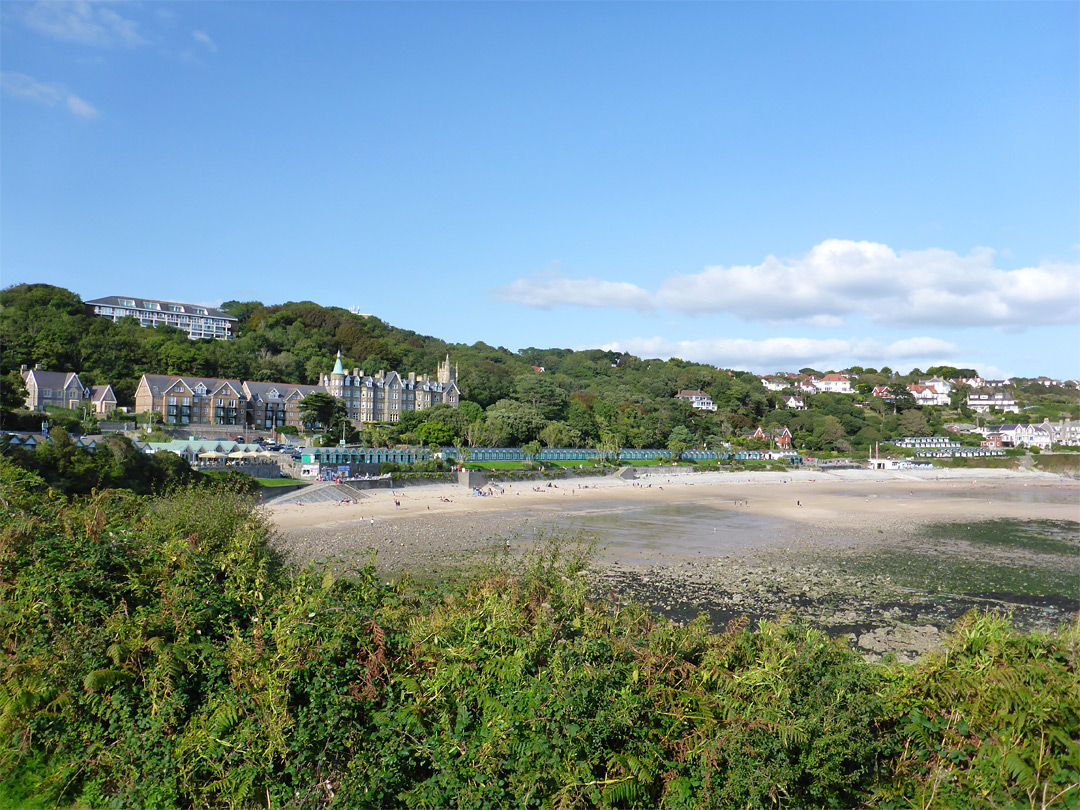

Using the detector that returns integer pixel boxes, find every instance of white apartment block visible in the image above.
[966,392,1019,414]
[85,296,237,340]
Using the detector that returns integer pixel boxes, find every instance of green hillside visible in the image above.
[2,284,1077,454]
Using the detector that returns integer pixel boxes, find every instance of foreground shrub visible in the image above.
[1,457,1076,809]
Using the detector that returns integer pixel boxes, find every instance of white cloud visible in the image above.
[192,30,217,51]
[594,335,962,374]
[1,73,99,118]
[658,240,1080,329]
[494,271,653,312]
[19,0,146,47]
[65,94,99,118]
[496,240,1080,330]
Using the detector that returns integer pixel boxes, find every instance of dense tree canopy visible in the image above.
[3,283,1073,453]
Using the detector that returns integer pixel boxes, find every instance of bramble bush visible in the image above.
[1,456,1077,809]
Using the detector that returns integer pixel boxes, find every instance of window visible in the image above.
[119,298,135,307]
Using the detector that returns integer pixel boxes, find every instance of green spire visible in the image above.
[332,350,344,376]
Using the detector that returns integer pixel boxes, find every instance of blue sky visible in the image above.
[2,1,1078,379]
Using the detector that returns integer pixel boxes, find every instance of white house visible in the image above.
[761,377,788,392]
[675,389,718,411]
[920,377,952,396]
[908,384,950,407]
[818,373,853,394]
[784,396,806,410]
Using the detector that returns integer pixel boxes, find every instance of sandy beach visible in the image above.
[270,467,1079,568]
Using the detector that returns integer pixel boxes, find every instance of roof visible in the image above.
[86,296,236,321]
[89,385,116,403]
[146,440,263,455]
[22,369,83,389]
[138,374,247,398]
[244,381,323,401]
[676,389,709,398]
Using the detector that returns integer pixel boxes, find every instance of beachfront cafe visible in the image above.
[145,440,282,476]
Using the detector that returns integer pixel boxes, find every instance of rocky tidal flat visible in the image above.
[272,474,1080,661]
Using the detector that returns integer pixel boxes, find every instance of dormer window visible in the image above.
[119,298,135,308]
[194,383,207,395]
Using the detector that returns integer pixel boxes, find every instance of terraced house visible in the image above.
[134,375,321,430]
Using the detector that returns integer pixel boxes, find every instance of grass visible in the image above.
[1035,454,1080,474]
[256,478,308,488]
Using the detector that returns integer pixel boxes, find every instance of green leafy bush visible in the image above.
[2,457,1076,809]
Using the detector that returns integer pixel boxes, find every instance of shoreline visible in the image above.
[269,467,1079,561]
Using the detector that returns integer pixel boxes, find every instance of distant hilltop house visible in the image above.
[19,365,116,415]
[966,392,1019,414]
[817,373,853,394]
[85,296,237,340]
[871,385,894,401]
[907,384,950,407]
[320,352,459,424]
[784,396,806,410]
[761,377,789,392]
[952,375,986,388]
[675,390,717,411]
[919,377,952,395]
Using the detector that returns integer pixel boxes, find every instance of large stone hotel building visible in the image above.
[318,352,459,424]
